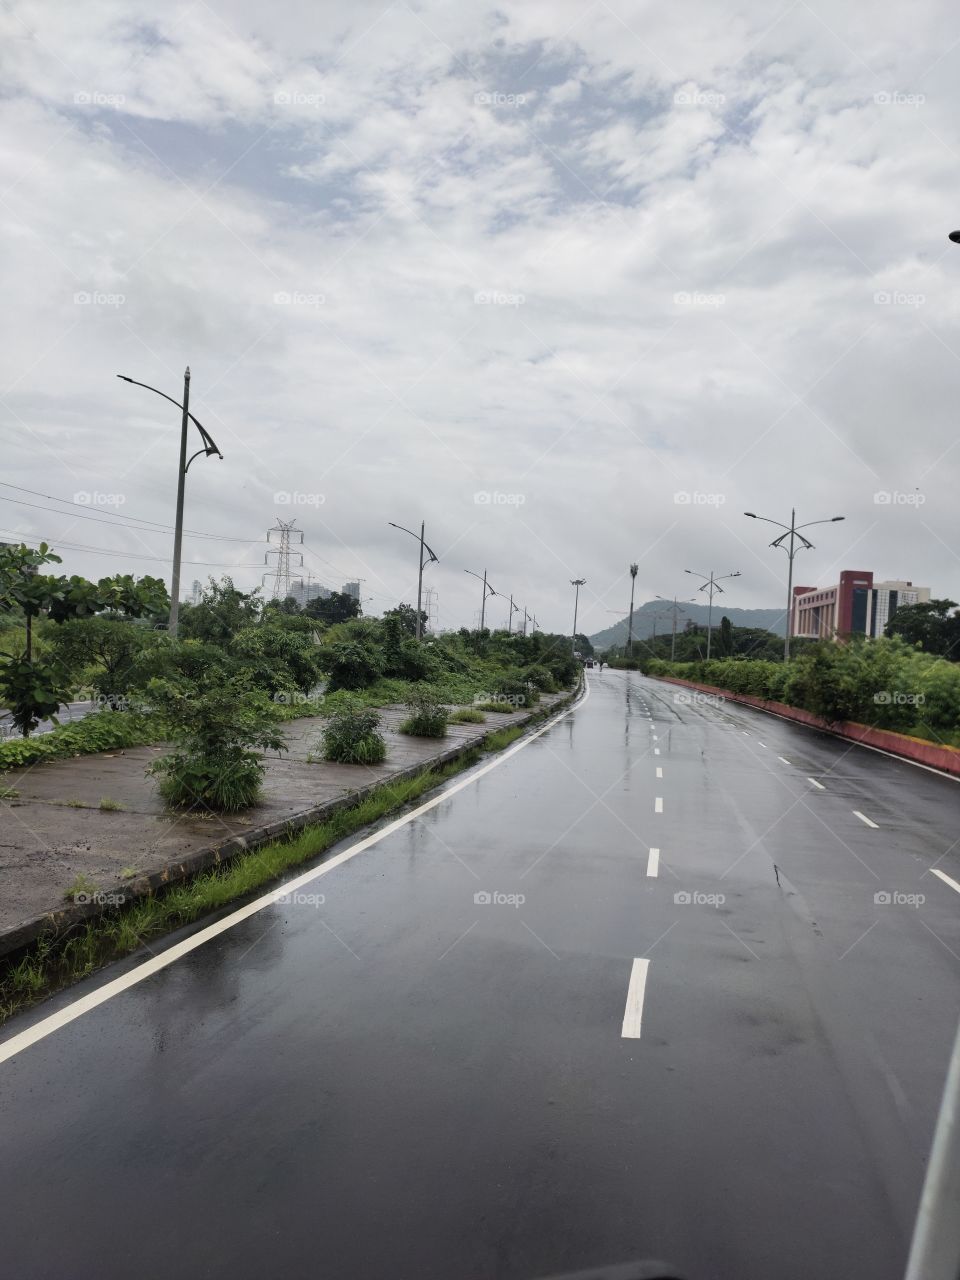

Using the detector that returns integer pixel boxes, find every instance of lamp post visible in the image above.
[506,594,521,633]
[655,593,697,661]
[388,520,438,640]
[744,509,845,660]
[570,578,586,654]
[683,569,741,660]
[625,562,639,659]
[117,368,223,638]
[464,568,498,631]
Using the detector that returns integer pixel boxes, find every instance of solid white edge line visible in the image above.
[646,848,660,877]
[931,869,960,896]
[807,778,826,790]
[777,756,791,765]
[621,958,650,1039]
[853,809,880,829]
[654,797,664,813]
[0,684,592,1067]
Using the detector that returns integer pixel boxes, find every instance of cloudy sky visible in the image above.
[2,0,958,636]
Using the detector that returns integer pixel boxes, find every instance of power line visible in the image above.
[0,528,261,567]
[0,484,259,542]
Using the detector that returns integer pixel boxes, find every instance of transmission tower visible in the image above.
[263,519,304,601]
[423,586,439,631]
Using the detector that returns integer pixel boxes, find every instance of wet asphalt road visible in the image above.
[1,670,959,1280]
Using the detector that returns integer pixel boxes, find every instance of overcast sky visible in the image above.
[2,0,958,636]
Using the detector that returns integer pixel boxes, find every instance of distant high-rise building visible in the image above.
[290,578,331,608]
[190,579,203,605]
[793,572,931,640]
[342,581,361,601]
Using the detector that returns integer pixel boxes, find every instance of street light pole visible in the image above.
[465,568,498,631]
[625,562,638,659]
[655,594,697,662]
[744,510,846,660]
[570,578,586,654]
[117,368,223,639]
[388,520,439,640]
[684,569,741,660]
[506,593,520,634]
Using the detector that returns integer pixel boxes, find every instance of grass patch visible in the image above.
[99,796,124,812]
[484,725,525,752]
[0,747,482,1025]
[473,700,515,714]
[448,708,486,724]
[63,873,98,902]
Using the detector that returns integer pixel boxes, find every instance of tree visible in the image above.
[304,592,361,625]
[47,617,160,707]
[886,599,960,659]
[717,615,733,658]
[179,577,261,645]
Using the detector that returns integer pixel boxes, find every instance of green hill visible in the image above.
[589,600,786,651]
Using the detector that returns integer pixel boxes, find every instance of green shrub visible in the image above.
[492,675,539,708]
[323,641,385,691]
[473,699,515,714]
[321,699,387,763]
[449,708,486,724]
[0,709,160,771]
[523,664,557,693]
[399,690,448,738]
[146,679,286,811]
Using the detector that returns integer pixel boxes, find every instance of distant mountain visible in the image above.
[589,600,786,651]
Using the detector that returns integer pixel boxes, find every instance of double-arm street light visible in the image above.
[464,568,498,631]
[655,593,697,661]
[117,367,223,638]
[744,509,845,660]
[505,594,521,633]
[388,520,438,640]
[570,578,586,653]
[683,569,741,660]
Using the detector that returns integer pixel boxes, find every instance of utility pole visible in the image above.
[506,593,520,633]
[655,594,696,661]
[389,520,439,641]
[117,368,223,639]
[465,568,497,631]
[522,607,530,637]
[625,562,638,659]
[684,569,741,660]
[570,578,586,654]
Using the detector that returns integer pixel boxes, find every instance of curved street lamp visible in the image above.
[464,568,498,631]
[570,578,586,654]
[683,569,741,660]
[388,520,438,641]
[744,509,845,659]
[117,368,223,638]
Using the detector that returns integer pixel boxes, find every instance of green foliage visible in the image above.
[303,591,361,625]
[321,699,387,763]
[47,617,160,705]
[449,708,486,723]
[0,709,159,770]
[885,599,960,659]
[484,725,524,751]
[231,621,324,696]
[0,653,70,736]
[178,578,260,645]
[323,640,385,691]
[146,678,286,811]
[522,664,558,693]
[399,689,448,738]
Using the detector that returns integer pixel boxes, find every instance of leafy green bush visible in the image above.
[146,679,286,811]
[0,709,160,771]
[522,664,557,693]
[399,690,448,738]
[473,699,515,714]
[321,699,387,764]
[493,675,539,708]
[323,641,385,691]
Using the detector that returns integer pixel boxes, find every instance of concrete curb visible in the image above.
[650,674,960,778]
[0,683,584,963]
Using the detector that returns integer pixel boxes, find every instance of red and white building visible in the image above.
[792,572,930,641]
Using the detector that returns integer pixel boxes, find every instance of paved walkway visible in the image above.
[0,698,563,945]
